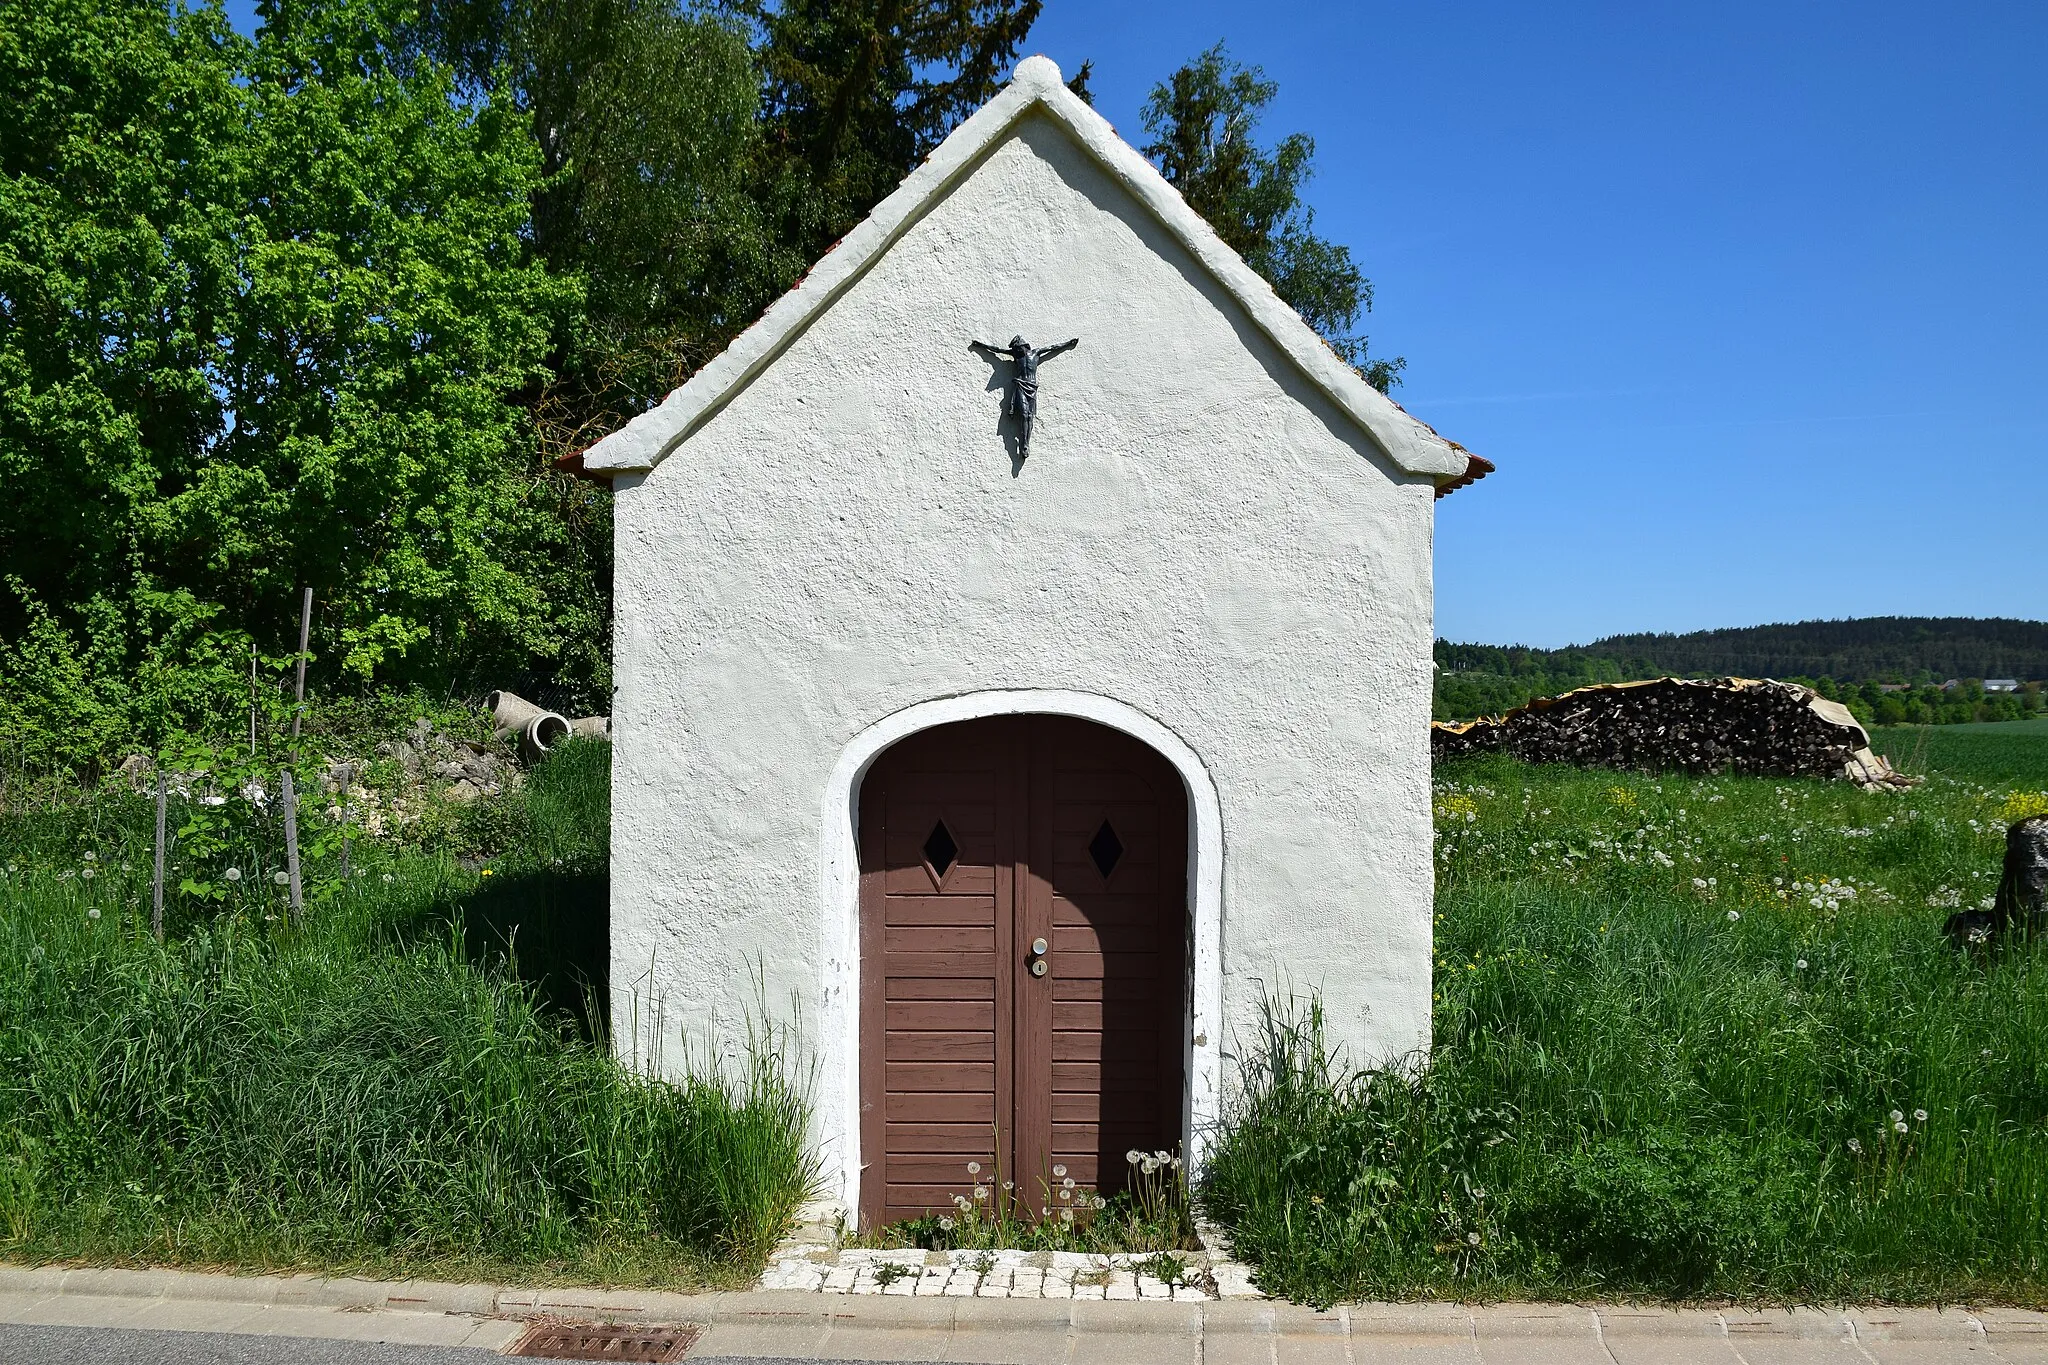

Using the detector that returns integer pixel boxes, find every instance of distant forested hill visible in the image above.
[1435,618,2048,723]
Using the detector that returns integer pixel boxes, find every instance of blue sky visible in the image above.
[227,1,2045,646]
[1025,3,2047,646]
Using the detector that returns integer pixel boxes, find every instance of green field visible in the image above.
[1876,718,2048,786]
[1208,722,2048,1306]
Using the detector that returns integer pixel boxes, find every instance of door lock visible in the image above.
[1028,937,1049,976]
[1030,959,1048,977]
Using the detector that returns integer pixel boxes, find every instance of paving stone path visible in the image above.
[755,1212,1262,1301]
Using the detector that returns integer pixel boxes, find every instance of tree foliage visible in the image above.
[1142,43,1402,391]
[0,0,584,769]
[738,0,1045,264]
[1,2,1430,775]
[407,0,785,450]
[1434,619,2048,723]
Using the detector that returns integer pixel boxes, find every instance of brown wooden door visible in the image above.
[859,715,1187,1227]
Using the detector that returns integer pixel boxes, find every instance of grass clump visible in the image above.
[1206,726,2048,1306]
[0,740,816,1286]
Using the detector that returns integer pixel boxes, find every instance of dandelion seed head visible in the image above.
[1894,1120,1909,1134]
[966,1161,980,1175]
[87,908,100,920]
[1727,910,1740,922]
[1890,1110,1904,1123]
[1914,1109,1928,1122]
[1466,1231,1481,1245]
[1796,959,1808,969]
[224,867,242,882]
[273,871,289,886]
[1052,1164,1066,1178]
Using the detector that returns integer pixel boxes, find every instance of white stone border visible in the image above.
[816,690,1226,1218]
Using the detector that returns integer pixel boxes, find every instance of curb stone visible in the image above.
[2,1263,2045,1347]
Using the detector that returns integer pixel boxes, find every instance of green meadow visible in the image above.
[5,723,2048,1305]
[1207,724,2048,1306]
[0,741,814,1288]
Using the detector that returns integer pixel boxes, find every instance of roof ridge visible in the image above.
[580,55,1477,487]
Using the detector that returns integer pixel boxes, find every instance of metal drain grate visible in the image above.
[507,1318,700,1361]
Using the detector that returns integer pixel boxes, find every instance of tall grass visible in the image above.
[0,740,816,1284]
[1207,729,2048,1306]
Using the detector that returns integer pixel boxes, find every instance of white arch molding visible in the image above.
[816,689,1225,1217]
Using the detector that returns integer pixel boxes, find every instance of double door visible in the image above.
[858,715,1188,1227]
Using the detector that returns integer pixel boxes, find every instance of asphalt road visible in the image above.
[0,1324,837,1365]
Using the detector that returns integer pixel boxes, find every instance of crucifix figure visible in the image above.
[971,335,1079,459]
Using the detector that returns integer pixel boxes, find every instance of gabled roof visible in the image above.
[581,55,1479,487]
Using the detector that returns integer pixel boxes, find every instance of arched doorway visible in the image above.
[858,714,1189,1227]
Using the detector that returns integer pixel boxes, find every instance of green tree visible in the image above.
[1142,43,1402,392]
[738,0,1048,265]
[407,0,782,448]
[0,0,584,770]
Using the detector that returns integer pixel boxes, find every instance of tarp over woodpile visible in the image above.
[1431,677,1919,791]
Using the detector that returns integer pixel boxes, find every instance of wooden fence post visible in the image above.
[153,770,167,940]
[284,586,311,925]
[337,761,354,881]
[281,768,303,925]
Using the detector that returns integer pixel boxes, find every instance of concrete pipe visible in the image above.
[520,712,571,764]
[568,716,610,739]
[485,689,551,736]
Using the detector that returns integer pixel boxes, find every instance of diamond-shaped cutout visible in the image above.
[923,820,959,879]
[1088,820,1124,879]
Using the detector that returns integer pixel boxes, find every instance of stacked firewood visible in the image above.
[1431,677,1919,791]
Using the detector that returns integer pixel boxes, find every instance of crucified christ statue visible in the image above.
[970,335,1079,458]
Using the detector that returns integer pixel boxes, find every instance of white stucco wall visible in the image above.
[609,110,1438,1211]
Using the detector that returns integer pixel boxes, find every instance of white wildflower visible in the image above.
[272,871,289,886]
[87,908,100,920]
[1727,910,1740,922]
[223,867,242,882]
[1465,1231,1481,1245]
[1795,959,1808,970]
